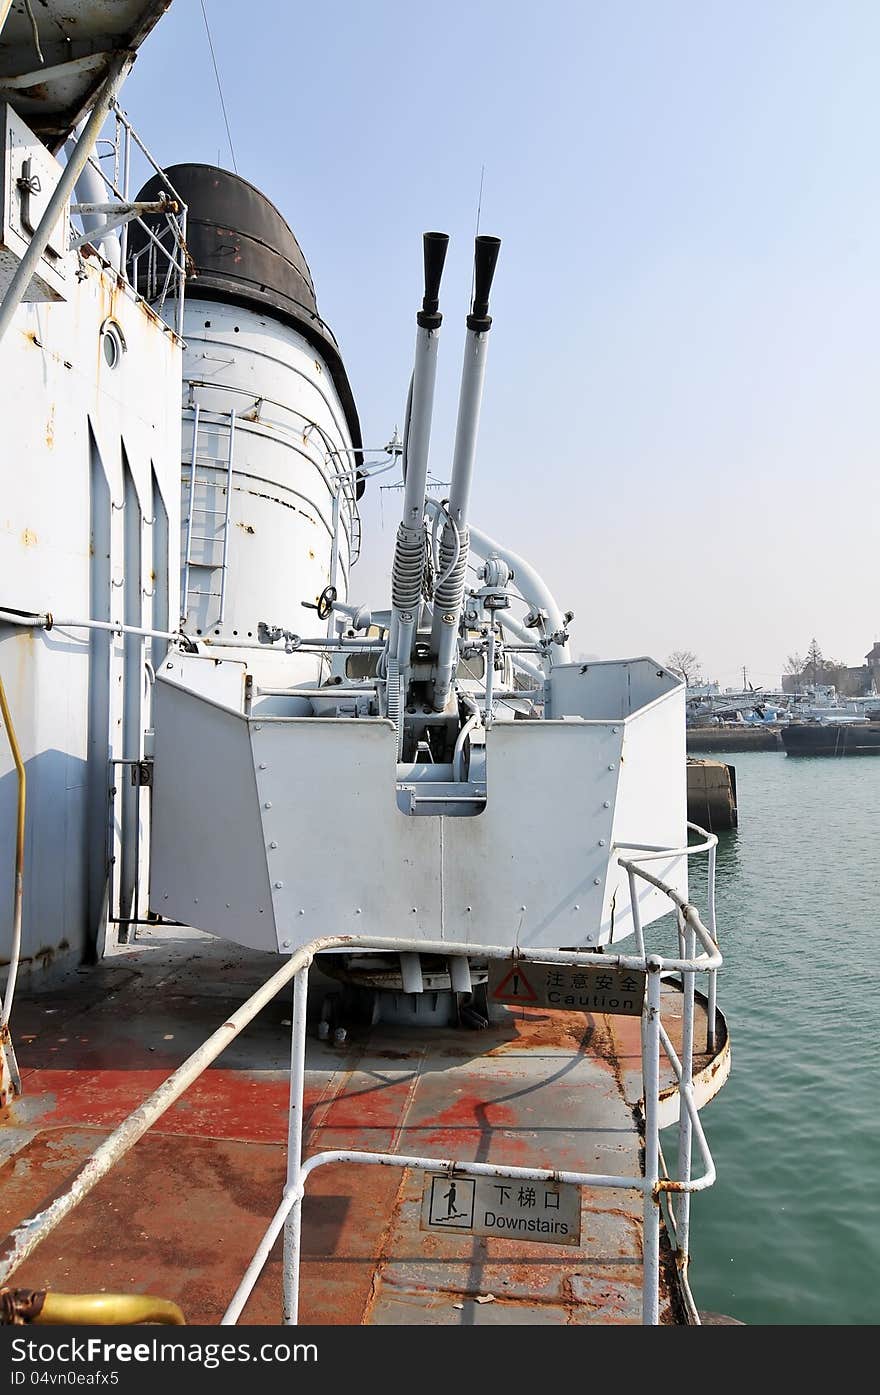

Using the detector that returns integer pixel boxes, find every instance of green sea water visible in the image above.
[682,750,880,1325]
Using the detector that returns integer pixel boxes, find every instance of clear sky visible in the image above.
[122,1,879,690]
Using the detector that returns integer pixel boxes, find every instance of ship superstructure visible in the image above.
[0,1,185,977]
[0,1,731,1327]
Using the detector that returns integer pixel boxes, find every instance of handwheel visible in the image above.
[317,585,337,620]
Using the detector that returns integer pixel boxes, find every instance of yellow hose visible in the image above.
[0,674,25,1030]
[34,1293,185,1326]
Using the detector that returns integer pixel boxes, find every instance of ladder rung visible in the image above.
[187,560,227,569]
[189,533,224,543]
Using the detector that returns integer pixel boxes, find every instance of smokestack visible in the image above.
[430,236,501,713]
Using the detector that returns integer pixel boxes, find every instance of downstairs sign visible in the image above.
[420,1173,581,1246]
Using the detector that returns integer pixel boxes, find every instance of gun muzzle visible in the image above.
[418,232,450,328]
[468,235,501,330]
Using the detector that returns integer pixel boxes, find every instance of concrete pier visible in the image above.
[686,758,738,831]
[686,725,781,753]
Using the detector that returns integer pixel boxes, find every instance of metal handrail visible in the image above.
[180,400,358,571]
[231,842,722,1327]
[72,102,189,336]
[0,831,723,1328]
[617,824,720,1052]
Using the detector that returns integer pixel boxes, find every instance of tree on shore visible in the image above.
[783,652,805,693]
[787,639,850,693]
[803,638,824,685]
[666,650,702,686]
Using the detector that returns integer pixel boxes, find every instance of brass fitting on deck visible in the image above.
[0,1288,185,1325]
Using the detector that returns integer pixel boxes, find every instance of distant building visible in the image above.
[782,642,879,697]
[839,665,871,697]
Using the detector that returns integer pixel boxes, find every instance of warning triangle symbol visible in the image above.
[491,966,538,1002]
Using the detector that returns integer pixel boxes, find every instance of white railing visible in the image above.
[179,391,368,580]
[0,831,722,1327]
[71,102,189,337]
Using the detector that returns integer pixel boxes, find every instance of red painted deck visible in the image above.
[0,928,698,1325]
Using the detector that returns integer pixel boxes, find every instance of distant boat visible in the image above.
[781,721,880,756]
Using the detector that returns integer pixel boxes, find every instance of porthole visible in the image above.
[100,319,126,370]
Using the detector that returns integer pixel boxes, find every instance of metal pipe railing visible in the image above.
[675,919,696,1263]
[617,823,720,1052]
[229,838,722,1326]
[0,54,135,346]
[641,963,662,1324]
[282,970,309,1324]
[626,866,647,958]
[0,830,723,1327]
[0,609,180,643]
[80,101,189,332]
[0,945,314,1286]
[227,940,722,1325]
[463,516,572,664]
[706,841,718,1051]
[217,410,237,625]
[181,401,200,616]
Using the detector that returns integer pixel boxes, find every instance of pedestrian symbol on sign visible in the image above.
[427,1175,476,1229]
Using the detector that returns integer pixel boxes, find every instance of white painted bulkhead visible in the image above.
[180,298,358,689]
[149,657,687,954]
[0,258,181,978]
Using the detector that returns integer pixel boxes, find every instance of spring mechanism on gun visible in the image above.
[391,524,427,611]
[433,521,469,613]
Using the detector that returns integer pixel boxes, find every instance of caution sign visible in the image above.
[489,965,538,1003]
[420,1173,581,1246]
[489,960,646,1016]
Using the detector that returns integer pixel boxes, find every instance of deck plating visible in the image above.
[0,929,725,1325]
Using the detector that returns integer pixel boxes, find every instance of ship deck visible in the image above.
[0,928,720,1326]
